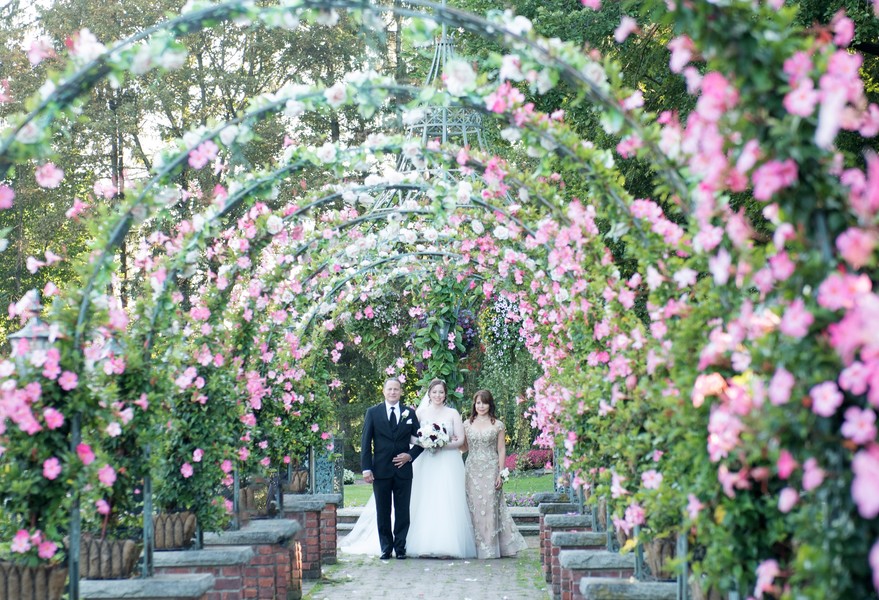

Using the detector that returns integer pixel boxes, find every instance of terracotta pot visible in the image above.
[284,470,308,493]
[689,577,724,600]
[0,561,67,600]
[596,497,607,530]
[643,535,677,581]
[154,512,197,550]
[615,525,631,547]
[80,535,141,579]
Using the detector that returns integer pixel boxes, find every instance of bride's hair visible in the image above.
[469,389,497,424]
[427,378,447,399]
[418,379,448,412]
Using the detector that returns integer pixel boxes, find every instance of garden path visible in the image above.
[302,536,548,600]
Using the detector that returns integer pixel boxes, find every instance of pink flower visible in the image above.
[775,450,797,481]
[783,79,819,117]
[641,469,663,489]
[221,459,233,474]
[852,445,879,518]
[614,16,639,43]
[0,184,14,209]
[27,37,56,66]
[686,494,704,520]
[815,87,847,149]
[810,381,844,417]
[667,36,694,73]
[842,406,877,445]
[188,140,219,169]
[754,559,780,599]
[43,407,64,429]
[37,540,58,560]
[35,163,64,189]
[803,458,825,491]
[180,462,194,478]
[779,299,813,338]
[77,443,96,465]
[752,159,798,201]
[624,502,645,527]
[96,499,111,515]
[836,227,876,269]
[42,457,62,480]
[871,540,879,593]
[11,530,31,553]
[778,487,799,513]
[192,448,204,463]
[769,367,795,406]
[97,464,116,487]
[832,10,855,47]
[58,370,78,391]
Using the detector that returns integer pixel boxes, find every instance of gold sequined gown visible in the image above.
[463,419,528,559]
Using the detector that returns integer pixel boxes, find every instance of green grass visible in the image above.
[342,471,554,507]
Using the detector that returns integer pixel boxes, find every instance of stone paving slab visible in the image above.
[305,537,549,600]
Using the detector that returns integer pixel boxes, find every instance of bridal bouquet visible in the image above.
[417,422,450,451]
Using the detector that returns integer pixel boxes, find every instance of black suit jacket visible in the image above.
[361,403,424,479]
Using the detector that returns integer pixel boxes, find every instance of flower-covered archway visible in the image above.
[2,0,879,597]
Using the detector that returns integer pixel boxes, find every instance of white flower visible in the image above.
[284,99,308,119]
[324,81,347,108]
[219,125,239,146]
[456,181,473,203]
[444,59,477,97]
[15,123,41,145]
[315,142,336,163]
[423,227,439,242]
[402,108,425,125]
[266,215,284,235]
[499,54,524,82]
[131,45,153,75]
[399,228,417,244]
[500,467,510,483]
[401,409,410,418]
[471,219,484,235]
[500,127,521,142]
[315,9,339,26]
[493,225,510,240]
[505,16,532,36]
[70,29,106,63]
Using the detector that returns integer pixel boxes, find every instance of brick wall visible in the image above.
[155,564,244,600]
[560,567,635,600]
[319,503,337,565]
[285,509,321,580]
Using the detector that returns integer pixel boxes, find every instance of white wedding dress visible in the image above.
[341,418,477,558]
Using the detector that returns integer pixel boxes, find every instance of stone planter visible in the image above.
[79,535,141,579]
[154,511,197,550]
[0,561,67,600]
[643,535,677,580]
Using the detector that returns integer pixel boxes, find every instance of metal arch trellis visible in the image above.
[0,2,703,597]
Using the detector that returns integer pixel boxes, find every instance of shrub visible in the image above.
[505,454,518,471]
[343,469,356,485]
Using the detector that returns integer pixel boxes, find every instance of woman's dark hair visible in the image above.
[469,389,497,424]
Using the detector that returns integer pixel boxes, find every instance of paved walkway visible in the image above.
[303,536,549,600]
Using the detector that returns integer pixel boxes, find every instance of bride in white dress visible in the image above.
[341,379,477,558]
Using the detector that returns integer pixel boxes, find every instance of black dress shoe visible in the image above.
[380,552,392,560]
[395,552,407,560]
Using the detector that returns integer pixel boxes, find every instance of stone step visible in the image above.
[559,549,636,572]
[579,577,677,600]
[80,573,214,599]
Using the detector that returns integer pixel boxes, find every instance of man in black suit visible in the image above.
[361,377,424,559]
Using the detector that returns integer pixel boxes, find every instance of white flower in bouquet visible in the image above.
[500,467,510,483]
[417,422,450,451]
